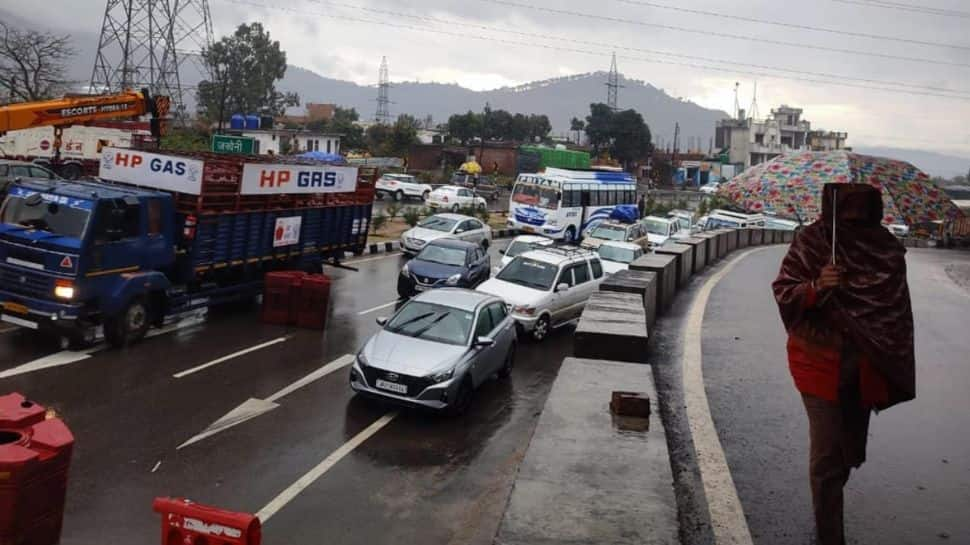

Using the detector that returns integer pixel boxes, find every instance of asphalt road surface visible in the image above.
[702,247,970,545]
[0,240,572,544]
[372,189,510,216]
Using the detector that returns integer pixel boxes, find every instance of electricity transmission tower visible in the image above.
[375,56,392,124]
[606,52,623,110]
[90,0,214,120]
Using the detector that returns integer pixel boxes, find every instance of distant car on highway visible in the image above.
[596,241,646,275]
[397,239,491,298]
[580,220,650,251]
[699,180,722,194]
[641,215,687,248]
[887,223,910,237]
[476,246,604,341]
[375,173,432,202]
[350,289,517,415]
[400,213,492,255]
[426,185,488,212]
[499,234,555,268]
[451,172,502,202]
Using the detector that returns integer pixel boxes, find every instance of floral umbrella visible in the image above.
[716,151,963,226]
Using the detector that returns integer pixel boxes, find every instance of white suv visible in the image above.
[476,247,605,341]
[376,173,433,202]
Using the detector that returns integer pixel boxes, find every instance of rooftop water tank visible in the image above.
[229,114,245,130]
[245,114,260,130]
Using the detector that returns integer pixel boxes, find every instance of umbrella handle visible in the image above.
[831,187,837,265]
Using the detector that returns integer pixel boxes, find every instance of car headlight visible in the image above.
[356,352,368,368]
[512,305,536,316]
[54,280,75,300]
[401,263,410,276]
[429,367,455,383]
[445,273,462,285]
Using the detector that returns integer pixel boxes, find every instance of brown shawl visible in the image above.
[773,183,915,409]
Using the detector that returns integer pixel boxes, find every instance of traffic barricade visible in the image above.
[261,271,306,326]
[0,393,74,545]
[296,274,332,330]
[153,497,261,545]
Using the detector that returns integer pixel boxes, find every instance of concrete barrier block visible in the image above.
[655,243,693,290]
[680,237,708,274]
[782,230,794,243]
[714,230,729,258]
[600,269,658,328]
[916,238,929,248]
[725,229,738,253]
[630,253,677,313]
[574,292,649,364]
[750,229,764,246]
[695,233,718,261]
[764,229,776,244]
[737,228,750,248]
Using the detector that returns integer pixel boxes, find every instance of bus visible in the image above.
[507,168,637,242]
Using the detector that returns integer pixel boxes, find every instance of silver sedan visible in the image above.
[350,288,517,415]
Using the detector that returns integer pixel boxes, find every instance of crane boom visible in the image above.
[0,90,165,135]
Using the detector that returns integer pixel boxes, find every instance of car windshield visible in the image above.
[385,301,474,345]
[597,245,638,263]
[505,240,540,259]
[590,225,627,241]
[642,218,670,236]
[497,256,558,290]
[416,244,467,266]
[707,217,741,229]
[417,216,458,232]
[511,183,559,210]
[0,193,92,239]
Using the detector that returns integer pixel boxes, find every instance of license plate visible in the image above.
[1,314,38,329]
[1,302,29,315]
[376,379,408,394]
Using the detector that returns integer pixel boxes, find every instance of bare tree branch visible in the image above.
[0,21,74,105]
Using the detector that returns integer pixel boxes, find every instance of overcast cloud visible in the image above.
[6,0,970,158]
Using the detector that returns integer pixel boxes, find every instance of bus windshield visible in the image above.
[511,183,559,210]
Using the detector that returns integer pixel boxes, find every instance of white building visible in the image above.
[715,105,848,168]
[234,129,341,156]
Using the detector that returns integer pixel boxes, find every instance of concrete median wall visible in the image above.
[725,229,738,253]
[574,292,649,364]
[695,233,718,262]
[631,253,677,312]
[681,237,708,274]
[737,228,750,248]
[750,228,764,246]
[600,269,658,328]
[655,244,693,291]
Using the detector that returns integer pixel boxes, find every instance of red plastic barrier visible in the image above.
[153,497,261,545]
[261,271,306,326]
[296,274,331,330]
[0,393,74,545]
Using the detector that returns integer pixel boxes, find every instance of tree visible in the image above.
[570,117,586,144]
[447,111,482,145]
[308,106,364,150]
[528,114,552,141]
[585,103,614,155]
[196,23,299,124]
[609,109,653,168]
[366,114,419,156]
[0,22,73,103]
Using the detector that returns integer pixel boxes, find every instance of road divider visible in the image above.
[173,336,290,378]
[177,354,355,449]
[255,412,397,523]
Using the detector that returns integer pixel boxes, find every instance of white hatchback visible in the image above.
[400,213,493,255]
[476,247,605,341]
[376,173,433,202]
[426,185,488,212]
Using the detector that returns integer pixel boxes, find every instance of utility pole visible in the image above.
[672,122,680,164]
[375,56,391,124]
[606,52,623,110]
[480,102,490,166]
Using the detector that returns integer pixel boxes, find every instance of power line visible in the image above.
[615,0,970,51]
[478,0,970,69]
[217,0,970,102]
[302,0,970,97]
[833,0,970,18]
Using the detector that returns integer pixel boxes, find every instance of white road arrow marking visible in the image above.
[176,354,356,450]
[173,336,290,378]
[0,347,104,379]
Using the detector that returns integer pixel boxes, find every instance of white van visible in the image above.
[702,209,766,230]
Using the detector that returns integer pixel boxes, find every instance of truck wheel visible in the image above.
[564,226,577,243]
[105,298,150,348]
[395,190,404,202]
[422,190,430,201]
[61,163,83,180]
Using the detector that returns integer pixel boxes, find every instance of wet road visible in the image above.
[702,247,970,544]
[0,240,572,544]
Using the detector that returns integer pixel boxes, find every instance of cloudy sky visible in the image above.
[7,0,970,159]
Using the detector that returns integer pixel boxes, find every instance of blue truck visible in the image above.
[0,149,375,347]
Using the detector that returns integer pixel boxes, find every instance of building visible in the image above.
[233,128,341,156]
[275,103,337,127]
[715,105,848,168]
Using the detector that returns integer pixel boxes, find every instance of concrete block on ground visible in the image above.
[680,237,708,274]
[655,243,693,290]
[763,229,776,245]
[725,228,738,253]
[495,357,677,545]
[714,230,729,258]
[782,230,795,243]
[916,238,929,248]
[600,269,658,328]
[749,228,764,246]
[630,253,677,313]
[737,228,750,248]
[574,292,648,364]
[695,233,718,262]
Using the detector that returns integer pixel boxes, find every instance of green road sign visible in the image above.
[212,134,255,155]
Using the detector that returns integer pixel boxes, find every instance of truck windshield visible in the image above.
[0,194,91,239]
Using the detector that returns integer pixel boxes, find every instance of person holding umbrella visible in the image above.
[773,183,915,545]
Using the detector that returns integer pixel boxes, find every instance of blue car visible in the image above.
[397,239,491,298]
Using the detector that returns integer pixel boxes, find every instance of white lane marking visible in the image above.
[0,347,104,379]
[0,324,19,334]
[177,354,355,449]
[683,247,770,545]
[343,252,402,264]
[256,412,397,523]
[151,460,161,473]
[173,337,289,378]
[357,300,399,316]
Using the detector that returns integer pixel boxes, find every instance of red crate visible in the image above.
[261,271,306,326]
[296,274,332,330]
[0,393,74,545]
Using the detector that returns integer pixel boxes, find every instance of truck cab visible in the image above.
[0,178,175,345]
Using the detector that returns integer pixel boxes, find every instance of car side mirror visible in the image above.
[376,316,388,326]
[556,283,570,293]
[455,228,465,234]
[499,248,506,254]
[475,336,495,347]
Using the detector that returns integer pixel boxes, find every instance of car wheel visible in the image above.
[477,201,486,211]
[395,190,404,202]
[481,238,490,250]
[531,315,550,342]
[452,204,460,212]
[447,378,474,416]
[422,190,430,201]
[498,345,516,379]
[105,297,150,348]
[60,163,83,180]
[564,226,577,244]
